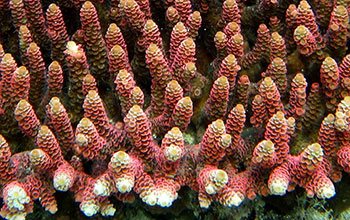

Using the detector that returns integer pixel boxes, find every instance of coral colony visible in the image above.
[0,0,350,219]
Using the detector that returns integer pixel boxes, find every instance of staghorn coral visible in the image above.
[0,0,350,219]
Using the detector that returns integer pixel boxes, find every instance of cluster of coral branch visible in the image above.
[0,0,350,219]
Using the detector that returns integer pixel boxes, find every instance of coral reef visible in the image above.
[0,0,350,219]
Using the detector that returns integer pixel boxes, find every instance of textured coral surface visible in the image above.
[0,0,350,219]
